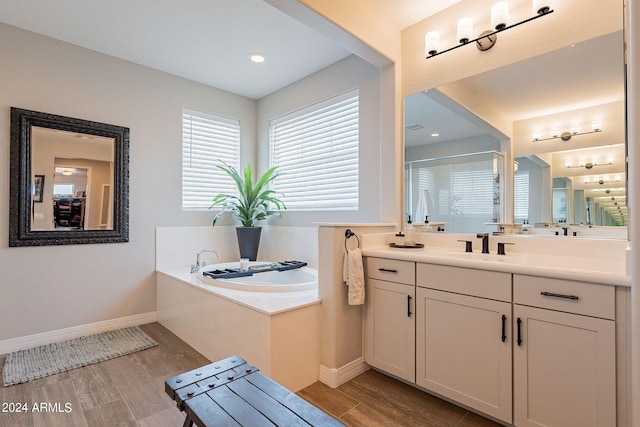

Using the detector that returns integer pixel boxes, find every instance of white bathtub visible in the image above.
[198,261,317,292]
[156,263,321,392]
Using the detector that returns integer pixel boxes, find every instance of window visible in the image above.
[182,108,240,210]
[452,169,494,217]
[514,170,530,222]
[53,183,74,197]
[269,90,359,210]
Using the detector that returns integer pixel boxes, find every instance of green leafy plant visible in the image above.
[210,163,286,227]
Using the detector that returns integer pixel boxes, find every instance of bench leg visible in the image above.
[182,415,194,427]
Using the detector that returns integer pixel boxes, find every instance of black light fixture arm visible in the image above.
[426,9,554,59]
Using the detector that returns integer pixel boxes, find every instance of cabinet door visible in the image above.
[513,305,616,427]
[416,288,512,423]
[364,278,415,382]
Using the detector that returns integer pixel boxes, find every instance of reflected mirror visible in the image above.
[10,108,129,246]
[404,29,626,237]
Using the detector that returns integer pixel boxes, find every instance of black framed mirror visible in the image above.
[9,108,129,246]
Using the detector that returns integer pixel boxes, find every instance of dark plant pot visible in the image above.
[236,226,262,261]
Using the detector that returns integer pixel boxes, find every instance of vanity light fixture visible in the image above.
[594,187,625,194]
[425,1,553,59]
[532,121,602,142]
[565,160,613,169]
[583,175,621,184]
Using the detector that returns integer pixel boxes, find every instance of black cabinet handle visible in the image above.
[378,268,398,273]
[501,314,507,342]
[407,295,412,317]
[540,291,579,300]
[516,318,522,346]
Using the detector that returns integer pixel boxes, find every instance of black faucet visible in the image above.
[476,233,489,254]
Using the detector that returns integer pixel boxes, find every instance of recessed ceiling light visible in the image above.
[248,52,265,63]
[431,133,440,137]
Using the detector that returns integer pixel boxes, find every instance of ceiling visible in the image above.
[0,0,457,100]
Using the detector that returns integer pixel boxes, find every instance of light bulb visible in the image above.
[491,2,509,30]
[425,31,440,56]
[248,53,266,63]
[591,120,602,131]
[532,0,552,15]
[457,17,473,44]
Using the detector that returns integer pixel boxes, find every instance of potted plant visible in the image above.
[210,162,285,261]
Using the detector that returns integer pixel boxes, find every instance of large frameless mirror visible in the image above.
[404,29,626,237]
[9,108,129,246]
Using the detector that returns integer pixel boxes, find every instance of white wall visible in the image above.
[0,23,257,341]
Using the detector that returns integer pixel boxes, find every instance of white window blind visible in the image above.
[514,170,530,222]
[269,90,359,210]
[182,108,240,210]
[452,169,494,216]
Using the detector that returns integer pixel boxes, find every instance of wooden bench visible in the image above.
[165,355,344,427]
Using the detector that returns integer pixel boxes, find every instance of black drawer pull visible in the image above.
[516,318,522,347]
[501,314,507,343]
[540,291,579,301]
[378,268,398,273]
[407,295,412,317]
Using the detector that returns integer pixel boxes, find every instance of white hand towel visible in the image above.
[415,188,434,223]
[343,248,365,305]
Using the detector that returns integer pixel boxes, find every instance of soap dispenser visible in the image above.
[405,215,415,245]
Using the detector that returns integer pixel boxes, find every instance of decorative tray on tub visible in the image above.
[389,243,424,249]
[202,260,308,279]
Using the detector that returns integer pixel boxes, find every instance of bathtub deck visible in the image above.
[157,268,320,315]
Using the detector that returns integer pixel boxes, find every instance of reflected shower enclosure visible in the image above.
[405,151,505,233]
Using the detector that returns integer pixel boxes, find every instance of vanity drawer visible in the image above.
[365,257,415,285]
[513,275,615,320]
[416,263,511,302]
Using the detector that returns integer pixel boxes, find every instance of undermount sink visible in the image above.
[436,251,522,262]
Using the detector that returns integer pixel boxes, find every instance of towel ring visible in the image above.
[344,229,360,252]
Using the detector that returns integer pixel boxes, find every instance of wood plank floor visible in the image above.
[1,323,500,426]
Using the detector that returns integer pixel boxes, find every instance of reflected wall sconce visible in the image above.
[532,120,602,142]
[565,159,613,169]
[425,1,553,58]
[583,175,621,184]
[594,188,625,194]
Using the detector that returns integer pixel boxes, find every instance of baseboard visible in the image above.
[0,311,157,355]
[319,357,370,388]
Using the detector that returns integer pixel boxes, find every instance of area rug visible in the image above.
[2,326,157,386]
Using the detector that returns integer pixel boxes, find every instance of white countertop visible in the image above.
[157,266,321,315]
[362,246,631,287]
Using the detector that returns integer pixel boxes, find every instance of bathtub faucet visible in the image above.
[191,249,220,273]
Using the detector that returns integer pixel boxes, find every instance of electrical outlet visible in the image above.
[34,212,45,219]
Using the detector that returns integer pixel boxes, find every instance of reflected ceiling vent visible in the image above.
[406,124,424,131]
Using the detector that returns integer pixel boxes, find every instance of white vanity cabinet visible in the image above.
[363,257,416,382]
[513,275,616,427]
[415,263,513,423]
